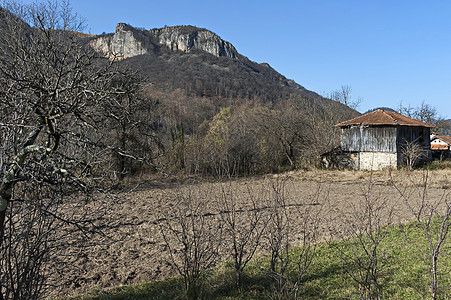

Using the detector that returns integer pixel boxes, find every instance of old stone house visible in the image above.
[334,109,435,170]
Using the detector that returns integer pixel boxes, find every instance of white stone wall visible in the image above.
[431,138,449,150]
[355,152,397,170]
[431,139,448,146]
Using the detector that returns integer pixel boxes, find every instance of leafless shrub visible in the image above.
[266,180,291,275]
[265,179,324,300]
[392,171,450,299]
[1,192,53,299]
[262,179,292,299]
[330,174,396,299]
[291,183,324,299]
[0,186,102,300]
[400,138,427,170]
[159,186,223,299]
[219,181,270,286]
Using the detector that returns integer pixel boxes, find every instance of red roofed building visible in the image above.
[334,109,435,170]
[430,134,451,150]
[430,135,451,160]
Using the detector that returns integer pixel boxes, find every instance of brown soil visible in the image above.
[51,169,450,297]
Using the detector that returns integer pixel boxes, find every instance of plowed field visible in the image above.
[51,169,450,297]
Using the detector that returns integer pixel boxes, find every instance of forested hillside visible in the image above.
[83,23,360,176]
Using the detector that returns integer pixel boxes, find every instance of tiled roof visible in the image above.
[334,109,436,128]
[432,135,451,145]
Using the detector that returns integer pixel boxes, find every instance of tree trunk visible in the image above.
[431,255,438,300]
[0,183,12,243]
[0,186,10,300]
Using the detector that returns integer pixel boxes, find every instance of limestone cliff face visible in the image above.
[90,23,148,60]
[149,26,238,58]
[90,24,238,60]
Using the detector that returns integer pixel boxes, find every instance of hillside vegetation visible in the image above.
[83,23,359,177]
[0,2,448,300]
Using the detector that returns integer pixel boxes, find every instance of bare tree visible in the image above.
[0,1,127,298]
[329,85,362,110]
[101,77,163,180]
[397,101,416,118]
[414,101,437,125]
[254,105,307,171]
[398,100,437,125]
[392,171,450,300]
[434,118,451,136]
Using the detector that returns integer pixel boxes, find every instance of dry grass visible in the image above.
[276,168,450,188]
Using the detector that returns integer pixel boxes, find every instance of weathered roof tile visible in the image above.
[334,109,436,128]
[432,135,451,145]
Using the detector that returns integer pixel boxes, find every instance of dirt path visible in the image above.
[52,169,450,297]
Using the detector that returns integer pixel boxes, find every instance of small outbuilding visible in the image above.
[334,109,435,170]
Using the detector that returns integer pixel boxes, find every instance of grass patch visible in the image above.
[62,219,450,300]
[426,159,451,170]
[64,278,184,300]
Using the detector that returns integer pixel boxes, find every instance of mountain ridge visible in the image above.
[89,23,239,60]
[0,9,356,118]
[86,23,330,103]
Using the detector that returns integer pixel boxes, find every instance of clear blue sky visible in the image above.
[22,0,451,117]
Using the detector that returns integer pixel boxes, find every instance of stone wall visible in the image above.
[351,152,397,170]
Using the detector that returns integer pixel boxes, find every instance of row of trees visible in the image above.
[167,101,340,176]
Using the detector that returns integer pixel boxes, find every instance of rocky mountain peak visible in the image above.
[89,23,148,60]
[89,24,238,60]
[149,25,238,58]
[115,22,133,32]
